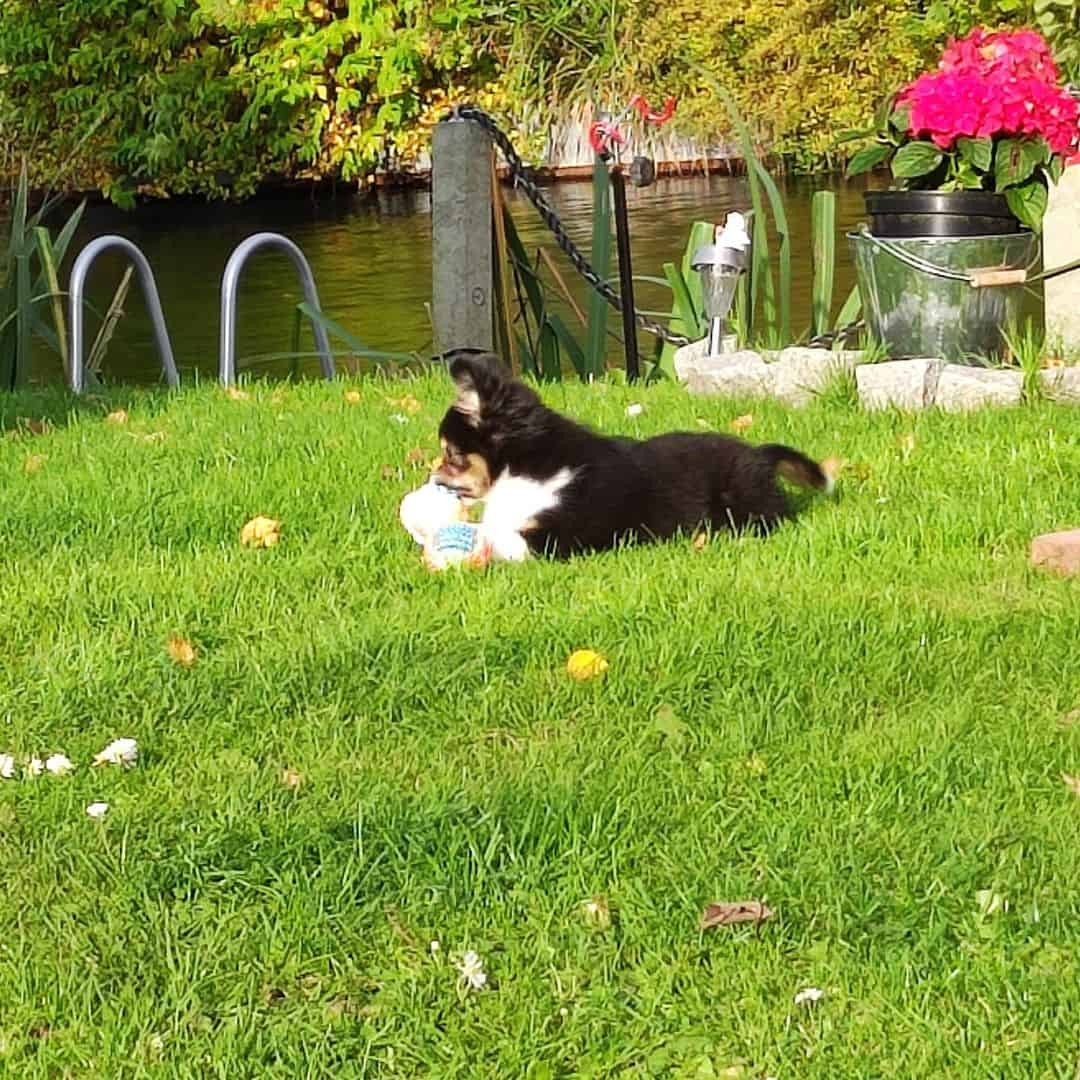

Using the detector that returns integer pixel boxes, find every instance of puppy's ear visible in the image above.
[446,351,508,427]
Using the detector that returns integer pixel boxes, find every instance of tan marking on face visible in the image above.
[433,441,492,499]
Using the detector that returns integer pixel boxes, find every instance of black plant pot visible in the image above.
[864,190,1024,238]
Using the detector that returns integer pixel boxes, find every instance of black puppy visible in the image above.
[432,351,833,560]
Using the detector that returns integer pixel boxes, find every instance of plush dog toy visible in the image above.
[398,480,491,571]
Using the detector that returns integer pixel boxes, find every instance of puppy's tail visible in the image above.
[759,443,834,495]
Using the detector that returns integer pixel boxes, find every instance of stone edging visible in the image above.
[672,340,1080,411]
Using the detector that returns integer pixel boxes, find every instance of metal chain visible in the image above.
[446,105,691,347]
[806,320,866,349]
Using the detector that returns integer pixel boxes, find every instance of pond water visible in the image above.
[17,172,880,385]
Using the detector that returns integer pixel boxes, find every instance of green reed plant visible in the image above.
[1,162,86,389]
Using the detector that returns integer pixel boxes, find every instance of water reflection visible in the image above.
[21,173,878,385]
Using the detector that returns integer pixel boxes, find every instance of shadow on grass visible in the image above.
[0,385,177,436]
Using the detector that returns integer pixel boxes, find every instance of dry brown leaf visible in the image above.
[405,447,427,468]
[729,414,754,434]
[281,767,303,790]
[225,386,250,401]
[380,464,398,481]
[580,896,613,931]
[19,417,50,436]
[104,409,128,426]
[700,900,775,930]
[1063,773,1080,797]
[24,454,47,475]
[384,905,419,947]
[1058,708,1080,730]
[692,531,709,552]
[344,389,361,404]
[166,635,197,668]
[325,996,351,1020]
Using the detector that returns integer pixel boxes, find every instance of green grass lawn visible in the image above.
[1,373,1079,1078]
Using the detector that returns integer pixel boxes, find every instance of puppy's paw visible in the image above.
[484,528,530,563]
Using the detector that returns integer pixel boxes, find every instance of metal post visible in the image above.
[219,232,334,385]
[68,236,180,394]
[432,118,494,358]
[610,168,640,382]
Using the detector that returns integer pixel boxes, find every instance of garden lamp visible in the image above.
[691,212,750,356]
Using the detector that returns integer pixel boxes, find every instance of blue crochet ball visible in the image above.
[426,522,486,570]
[436,522,477,553]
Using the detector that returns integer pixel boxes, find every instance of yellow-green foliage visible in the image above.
[0,0,1035,201]
[625,0,1033,165]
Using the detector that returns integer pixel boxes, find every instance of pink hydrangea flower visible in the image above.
[896,28,1079,157]
[940,27,1059,86]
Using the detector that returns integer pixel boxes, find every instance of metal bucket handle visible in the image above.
[854,225,1042,285]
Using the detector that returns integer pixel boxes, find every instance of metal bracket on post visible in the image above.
[431,118,494,358]
[219,232,334,385]
[68,235,180,394]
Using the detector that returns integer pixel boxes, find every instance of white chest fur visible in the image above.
[480,468,575,561]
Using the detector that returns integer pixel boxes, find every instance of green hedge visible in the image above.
[0,0,1040,201]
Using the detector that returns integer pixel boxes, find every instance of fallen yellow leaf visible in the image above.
[1063,773,1080,797]
[1059,707,1080,730]
[822,457,870,485]
[24,453,47,475]
[566,649,609,681]
[405,447,428,468]
[240,515,281,549]
[692,531,709,552]
[730,413,754,434]
[225,386,250,401]
[166,635,197,668]
[388,394,422,415]
[344,389,361,404]
[104,409,128,426]
[282,767,303,790]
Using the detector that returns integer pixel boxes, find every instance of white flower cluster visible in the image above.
[1,737,139,819]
